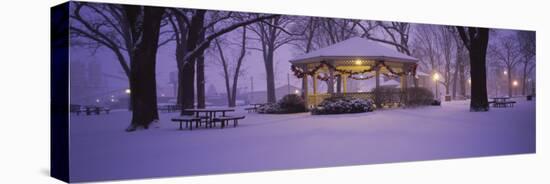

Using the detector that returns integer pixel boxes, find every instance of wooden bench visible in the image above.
[172,116,201,130]
[213,116,245,128]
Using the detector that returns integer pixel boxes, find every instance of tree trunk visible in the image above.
[181,60,195,112]
[467,28,490,111]
[264,49,276,103]
[459,60,466,97]
[196,31,206,108]
[178,10,206,115]
[452,59,459,99]
[125,6,164,130]
[230,27,248,107]
[196,54,206,108]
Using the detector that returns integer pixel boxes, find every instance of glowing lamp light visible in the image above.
[294,89,300,94]
[355,60,362,65]
[125,89,131,94]
[433,73,440,81]
[96,99,100,103]
[513,80,518,87]
[110,99,115,102]
[468,78,471,85]
[503,70,508,75]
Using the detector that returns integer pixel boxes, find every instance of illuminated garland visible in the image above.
[291,60,417,79]
[316,74,341,81]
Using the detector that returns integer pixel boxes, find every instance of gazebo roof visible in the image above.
[289,37,418,64]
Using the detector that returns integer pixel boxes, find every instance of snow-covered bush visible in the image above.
[372,86,401,107]
[257,103,283,114]
[257,94,307,114]
[311,96,374,115]
[278,94,306,112]
[405,87,435,106]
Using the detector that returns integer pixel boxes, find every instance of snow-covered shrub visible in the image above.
[257,103,283,114]
[278,94,306,113]
[372,86,402,107]
[311,96,374,115]
[405,87,435,106]
[257,94,307,114]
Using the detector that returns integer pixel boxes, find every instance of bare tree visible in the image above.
[489,34,522,97]
[358,21,411,55]
[517,31,536,95]
[123,5,165,131]
[451,29,469,99]
[437,26,456,99]
[248,16,296,103]
[213,26,248,107]
[412,24,441,90]
[456,27,490,111]
[169,10,278,112]
[290,17,320,53]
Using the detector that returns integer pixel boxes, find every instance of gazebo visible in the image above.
[289,37,419,108]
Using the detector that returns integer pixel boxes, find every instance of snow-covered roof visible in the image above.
[381,79,400,87]
[290,37,419,64]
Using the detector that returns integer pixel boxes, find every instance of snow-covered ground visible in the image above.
[69,98,536,182]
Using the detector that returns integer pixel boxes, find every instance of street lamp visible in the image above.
[513,80,518,96]
[503,70,508,75]
[125,88,131,111]
[355,59,362,65]
[433,73,440,100]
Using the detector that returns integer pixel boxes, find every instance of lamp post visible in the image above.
[512,80,518,97]
[125,88,131,111]
[433,73,440,100]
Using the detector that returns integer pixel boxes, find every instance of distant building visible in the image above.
[247,84,301,104]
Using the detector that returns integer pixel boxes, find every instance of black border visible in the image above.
[51,1,70,183]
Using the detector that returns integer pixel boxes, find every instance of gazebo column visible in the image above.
[400,65,409,90]
[400,65,409,106]
[342,74,348,94]
[400,74,408,90]
[313,72,318,106]
[375,66,380,89]
[328,64,335,94]
[336,75,342,94]
[374,63,381,107]
[301,65,309,109]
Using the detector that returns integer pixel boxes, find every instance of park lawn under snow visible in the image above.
[69,98,536,182]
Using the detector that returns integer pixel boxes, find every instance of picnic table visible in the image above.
[183,108,235,128]
[490,97,516,108]
[71,105,110,116]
